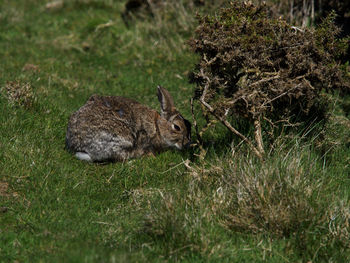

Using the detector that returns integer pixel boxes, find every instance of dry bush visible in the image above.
[256,0,350,62]
[189,1,350,158]
[2,81,35,109]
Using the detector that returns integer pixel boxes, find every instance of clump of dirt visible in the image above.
[189,1,350,158]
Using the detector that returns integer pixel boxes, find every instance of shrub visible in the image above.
[189,1,350,159]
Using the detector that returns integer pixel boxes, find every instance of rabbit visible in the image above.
[65,86,191,162]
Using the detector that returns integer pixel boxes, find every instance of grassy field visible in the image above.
[1,0,350,262]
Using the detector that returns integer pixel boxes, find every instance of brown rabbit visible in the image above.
[65,86,191,162]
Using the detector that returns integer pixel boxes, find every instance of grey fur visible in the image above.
[66,86,191,162]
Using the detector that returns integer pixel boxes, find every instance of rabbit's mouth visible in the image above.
[163,138,181,150]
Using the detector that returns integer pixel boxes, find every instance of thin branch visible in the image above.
[160,159,187,174]
[291,26,304,33]
[250,74,280,87]
[254,117,265,155]
[190,98,202,144]
[261,83,302,107]
[199,80,264,160]
[203,53,218,66]
[311,0,315,25]
[199,118,217,139]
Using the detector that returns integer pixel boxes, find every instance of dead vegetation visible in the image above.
[2,81,36,109]
[133,137,350,260]
[263,0,350,31]
[121,0,224,26]
[119,0,227,54]
[117,119,350,260]
[0,181,10,197]
[189,1,350,159]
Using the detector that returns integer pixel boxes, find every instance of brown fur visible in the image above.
[66,86,191,162]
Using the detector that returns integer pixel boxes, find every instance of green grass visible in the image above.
[1,0,350,262]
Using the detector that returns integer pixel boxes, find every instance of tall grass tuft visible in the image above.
[122,0,226,55]
[135,135,350,261]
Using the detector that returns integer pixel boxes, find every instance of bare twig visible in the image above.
[95,20,115,32]
[254,117,265,155]
[290,0,294,24]
[199,79,264,160]
[190,98,202,144]
[160,160,187,174]
[291,26,304,33]
[262,83,302,107]
[250,74,280,87]
[199,118,217,139]
[203,53,218,66]
[311,0,315,25]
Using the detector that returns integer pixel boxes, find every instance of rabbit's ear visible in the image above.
[157,86,176,119]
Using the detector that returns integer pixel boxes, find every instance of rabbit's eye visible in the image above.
[173,124,181,131]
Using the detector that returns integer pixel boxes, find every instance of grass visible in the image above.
[1,0,350,262]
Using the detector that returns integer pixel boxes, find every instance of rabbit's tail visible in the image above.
[75,152,92,162]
